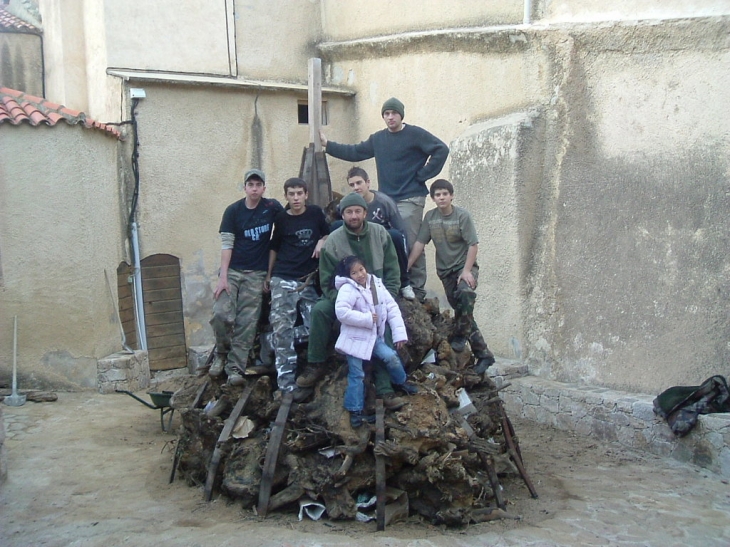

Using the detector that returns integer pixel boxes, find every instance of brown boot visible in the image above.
[381,393,407,411]
[296,362,326,388]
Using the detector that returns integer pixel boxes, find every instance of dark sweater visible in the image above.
[326,124,449,201]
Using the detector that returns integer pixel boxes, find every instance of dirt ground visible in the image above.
[1,391,728,547]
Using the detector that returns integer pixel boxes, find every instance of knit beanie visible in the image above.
[339,192,368,212]
[381,97,405,119]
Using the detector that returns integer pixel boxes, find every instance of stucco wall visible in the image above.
[130,83,356,347]
[541,0,730,23]
[321,0,522,41]
[527,21,730,392]
[0,32,43,97]
[0,124,127,389]
[319,17,730,393]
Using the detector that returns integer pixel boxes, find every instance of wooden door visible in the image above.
[141,254,187,371]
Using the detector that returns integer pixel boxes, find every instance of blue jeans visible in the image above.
[344,338,407,412]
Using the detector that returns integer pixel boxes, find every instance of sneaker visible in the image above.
[395,381,418,395]
[296,363,326,388]
[381,393,407,411]
[450,336,467,353]
[350,410,376,428]
[209,354,226,377]
[227,372,245,386]
[400,285,416,300]
[474,355,495,375]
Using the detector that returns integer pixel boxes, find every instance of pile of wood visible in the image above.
[170,298,536,527]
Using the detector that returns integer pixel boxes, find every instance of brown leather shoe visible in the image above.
[381,393,407,411]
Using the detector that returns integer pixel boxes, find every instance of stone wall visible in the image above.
[489,364,730,478]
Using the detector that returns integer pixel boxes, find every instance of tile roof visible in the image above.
[0,87,122,140]
[0,5,38,32]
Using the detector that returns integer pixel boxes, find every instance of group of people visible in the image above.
[209,98,494,427]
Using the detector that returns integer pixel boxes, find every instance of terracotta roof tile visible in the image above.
[0,87,122,140]
[0,5,38,32]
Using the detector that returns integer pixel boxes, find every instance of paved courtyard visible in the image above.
[1,391,728,546]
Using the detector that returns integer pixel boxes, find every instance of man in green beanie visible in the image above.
[320,97,449,301]
[297,192,408,410]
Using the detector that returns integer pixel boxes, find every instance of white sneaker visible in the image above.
[400,285,416,300]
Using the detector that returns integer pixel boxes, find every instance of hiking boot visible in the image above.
[381,393,407,411]
[296,363,326,388]
[350,410,376,428]
[400,285,416,300]
[227,372,245,386]
[474,355,496,375]
[450,335,468,353]
[292,386,313,403]
[395,381,419,395]
[209,354,226,377]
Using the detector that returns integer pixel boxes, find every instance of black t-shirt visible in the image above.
[219,197,283,272]
[270,205,330,280]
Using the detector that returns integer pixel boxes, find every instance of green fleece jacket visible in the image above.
[319,221,400,301]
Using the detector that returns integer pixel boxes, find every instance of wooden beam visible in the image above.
[308,58,322,152]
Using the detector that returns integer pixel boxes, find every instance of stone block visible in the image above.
[631,400,656,422]
[97,351,150,394]
[187,345,213,374]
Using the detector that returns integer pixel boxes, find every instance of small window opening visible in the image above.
[298,100,328,125]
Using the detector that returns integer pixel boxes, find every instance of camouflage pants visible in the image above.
[210,269,266,374]
[441,266,492,359]
[270,276,318,391]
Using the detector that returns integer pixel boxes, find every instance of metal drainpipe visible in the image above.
[130,221,148,351]
[524,0,532,24]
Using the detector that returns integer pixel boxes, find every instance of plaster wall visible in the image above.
[0,32,43,97]
[104,0,233,75]
[319,31,547,297]
[0,124,127,389]
[531,22,730,392]
[542,0,730,23]
[320,0,522,41]
[39,0,89,112]
[129,84,355,347]
[320,18,730,393]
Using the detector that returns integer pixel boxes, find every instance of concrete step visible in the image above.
[487,362,730,478]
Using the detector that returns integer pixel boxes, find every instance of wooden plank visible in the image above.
[141,276,182,291]
[146,322,185,338]
[502,415,538,498]
[141,253,179,268]
[314,150,332,206]
[148,345,187,362]
[143,287,183,302]
[141,264,180,279]
[257,391,294,517]
[375,399,386,531]
[144,300,183,314]
[149,356,186,371]
[204,384,254,501]
[308,58,323,152]
[146,332,186,348]
[118,307,136,324]
[145,310,185,325]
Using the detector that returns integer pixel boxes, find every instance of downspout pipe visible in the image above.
[130,221,148,351]
[524,0,532,25]
[128,96,148,351]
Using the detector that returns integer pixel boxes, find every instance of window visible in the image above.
[298,100,328,125]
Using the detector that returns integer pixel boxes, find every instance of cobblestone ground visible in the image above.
[1,392,728,547]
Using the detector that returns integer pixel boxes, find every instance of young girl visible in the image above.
[334,255,417,427]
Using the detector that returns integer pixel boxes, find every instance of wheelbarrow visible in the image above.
[116,389,176,432]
